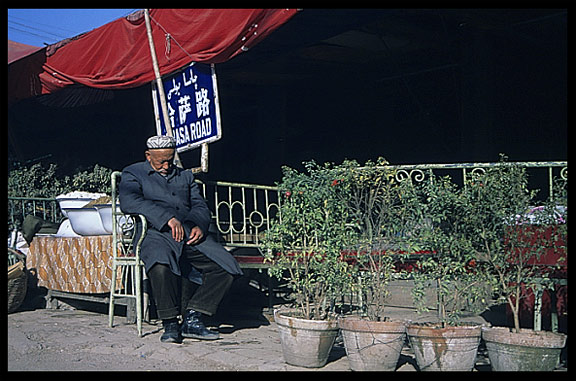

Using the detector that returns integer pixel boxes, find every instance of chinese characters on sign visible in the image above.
[152,63,221,152]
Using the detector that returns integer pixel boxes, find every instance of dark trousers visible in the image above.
[147,246,234,320]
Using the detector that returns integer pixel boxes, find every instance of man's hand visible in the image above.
[167,218,204,244]
[167,217,185,242]
[186,226,204,245]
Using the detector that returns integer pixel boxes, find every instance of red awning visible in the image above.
[8,9,298,104]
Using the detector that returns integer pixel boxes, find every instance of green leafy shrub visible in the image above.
[8,163,67,198]
[263,158,430,321]
[8,163,112,198]
[68,164,113,194]
[412,174,493,326]
[8,163,113,231]
[263,161,357,320]
[411,156,567,330]
[340,158,428,320]
[460,160,567,332]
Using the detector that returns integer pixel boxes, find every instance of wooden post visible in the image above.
[190,143,209,174]
[201,143,209,173]
[144,8,183,168]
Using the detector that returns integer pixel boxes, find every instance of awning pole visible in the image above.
[144,8,183,168]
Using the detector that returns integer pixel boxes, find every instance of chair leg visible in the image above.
[108,261,118,328]
[136,263,143,337]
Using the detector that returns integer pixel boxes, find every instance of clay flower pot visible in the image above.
[482,326,567,371]
[339,316,406,371]
[274,309,340,368]
[406,323,482,371]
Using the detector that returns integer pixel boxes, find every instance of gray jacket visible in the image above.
[119,160,242,283]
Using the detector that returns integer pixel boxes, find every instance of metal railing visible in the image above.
[8,197,63,228]
[196,180,280,248]
[7,160,567,248]
[382,161,567,200]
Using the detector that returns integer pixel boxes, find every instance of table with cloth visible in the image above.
[26,235,120,294]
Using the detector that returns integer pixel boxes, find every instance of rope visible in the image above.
[164,33,171,62]
[148,12,196,63]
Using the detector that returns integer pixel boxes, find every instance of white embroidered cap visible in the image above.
[146,135,176,149]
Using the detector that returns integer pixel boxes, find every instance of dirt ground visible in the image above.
[8,276,286,371]
[8,275,339,371]
[8,309,244,371]
[7,275,568,372]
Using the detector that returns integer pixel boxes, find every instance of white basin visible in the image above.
[56,192,107,217]
[63,207,109,236]
[94,204,127,234]
[56,198,94,217]
[54,219,81,237]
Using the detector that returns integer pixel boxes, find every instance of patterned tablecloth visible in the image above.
[27,235,120,294]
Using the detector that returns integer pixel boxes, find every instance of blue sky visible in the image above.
[8,9,139,47]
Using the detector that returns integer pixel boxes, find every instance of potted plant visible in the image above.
[334,158,417,371]
[263,161,356,368]
[406,173,492,371]
[461,160,567,371]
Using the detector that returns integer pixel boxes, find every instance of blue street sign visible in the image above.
[152,63,222,152]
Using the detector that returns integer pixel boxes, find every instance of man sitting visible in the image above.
[119,135,242,343]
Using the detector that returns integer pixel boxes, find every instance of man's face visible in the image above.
[146,148,175,175]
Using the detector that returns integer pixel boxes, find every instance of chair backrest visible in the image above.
[111,171,147,259]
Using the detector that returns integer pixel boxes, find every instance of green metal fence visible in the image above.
[8,197,63,229]
[381,161,567,200]
[196,180,280,248]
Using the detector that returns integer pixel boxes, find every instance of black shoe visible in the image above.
[160,320,182,343]
[181,309,220,340]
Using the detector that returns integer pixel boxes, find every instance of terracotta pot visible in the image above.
[482,326,567,371]
[339,316,406,371]
[273,309,339,368]
[406,323,482,371]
